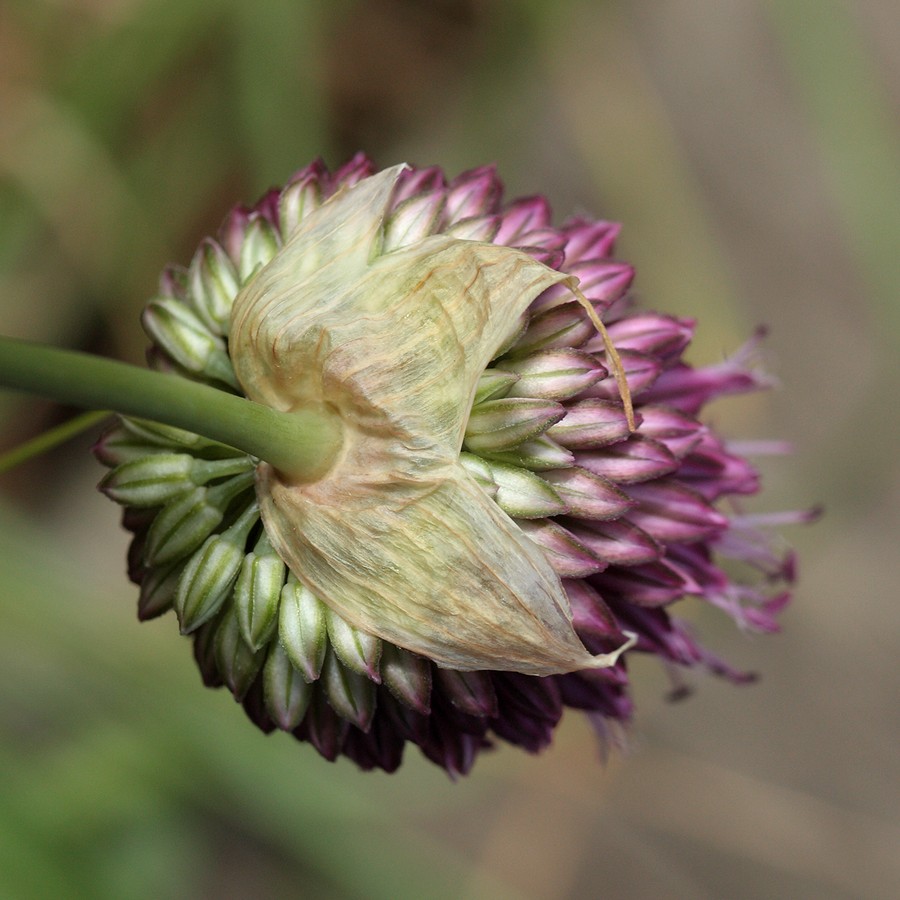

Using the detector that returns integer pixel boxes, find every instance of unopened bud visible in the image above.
[263,641,313,730]
[278,575,328,682]
[142,297,238,388]
[174,502,259,633]
[233,531,286,651]
[188,238,240,334]
[214,605,265,700]
[238,216,281,283]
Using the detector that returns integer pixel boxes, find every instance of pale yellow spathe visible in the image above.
[230,166,632,675]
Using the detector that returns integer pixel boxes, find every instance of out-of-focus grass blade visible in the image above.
[229,0,332,187]
[0,185,41,274]
[0,411,110,475]
[767,0,900,349]
[0,86,170,311]
[0,831,79,900]
[127,74,241,245]
[55,0,228,144]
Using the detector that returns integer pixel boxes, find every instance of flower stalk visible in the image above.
[0,336,341,481]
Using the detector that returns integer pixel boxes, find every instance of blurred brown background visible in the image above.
[1,1,898,898]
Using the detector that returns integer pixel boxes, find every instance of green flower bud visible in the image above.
[458,451,498,499]
[238,217,281,283]
[444,214,500,242]
[464,398,566,454]
[382,190,445,252]
[320,648,376,732]
[263,641,312,730]
[188,239,241,335]
[234,531,285,651]
[174,502,259,633]
[144,486,223,567]
[144,471,255,566]
[472,367,520,405]
[380,643,432,714]
[323,605,382,682]
[142,297,239,388]
[93,425,170,467]
[480,435,574,472]
[96,416,241,468]
[483,460,568,519]
[278,575,328,682]
[214,604,266,700]
[100,453,251,507]
[119,417,240,456]
[278,176,322,237]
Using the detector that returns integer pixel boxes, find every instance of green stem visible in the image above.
[0,337,341,481]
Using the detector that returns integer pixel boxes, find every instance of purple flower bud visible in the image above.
[566,260,635,312]
[602,312,694,359]
[564,578,625,644]
[547,399,636,449]
[576,436,679,484]
[625,479,729,543]
[511,300,598,354]
[436,668,498,718]
[393,165,446,203]
[564,517,661,566]
[494,196,552,244]
[542,467,633,519]
[561,218,621,261]
[636,405,706,458]
[515,519,607,577]
[444,165,502,222]
[295,692,348,762]
[582,349,663,399]
[502,349,607,401]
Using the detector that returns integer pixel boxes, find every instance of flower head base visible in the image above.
[95,154,809,775]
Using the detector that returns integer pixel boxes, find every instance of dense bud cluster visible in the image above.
[95,155,805,775]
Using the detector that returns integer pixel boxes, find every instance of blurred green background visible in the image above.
[1,1,898,897]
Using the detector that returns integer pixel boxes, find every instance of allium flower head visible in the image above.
[95,154,808,775]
